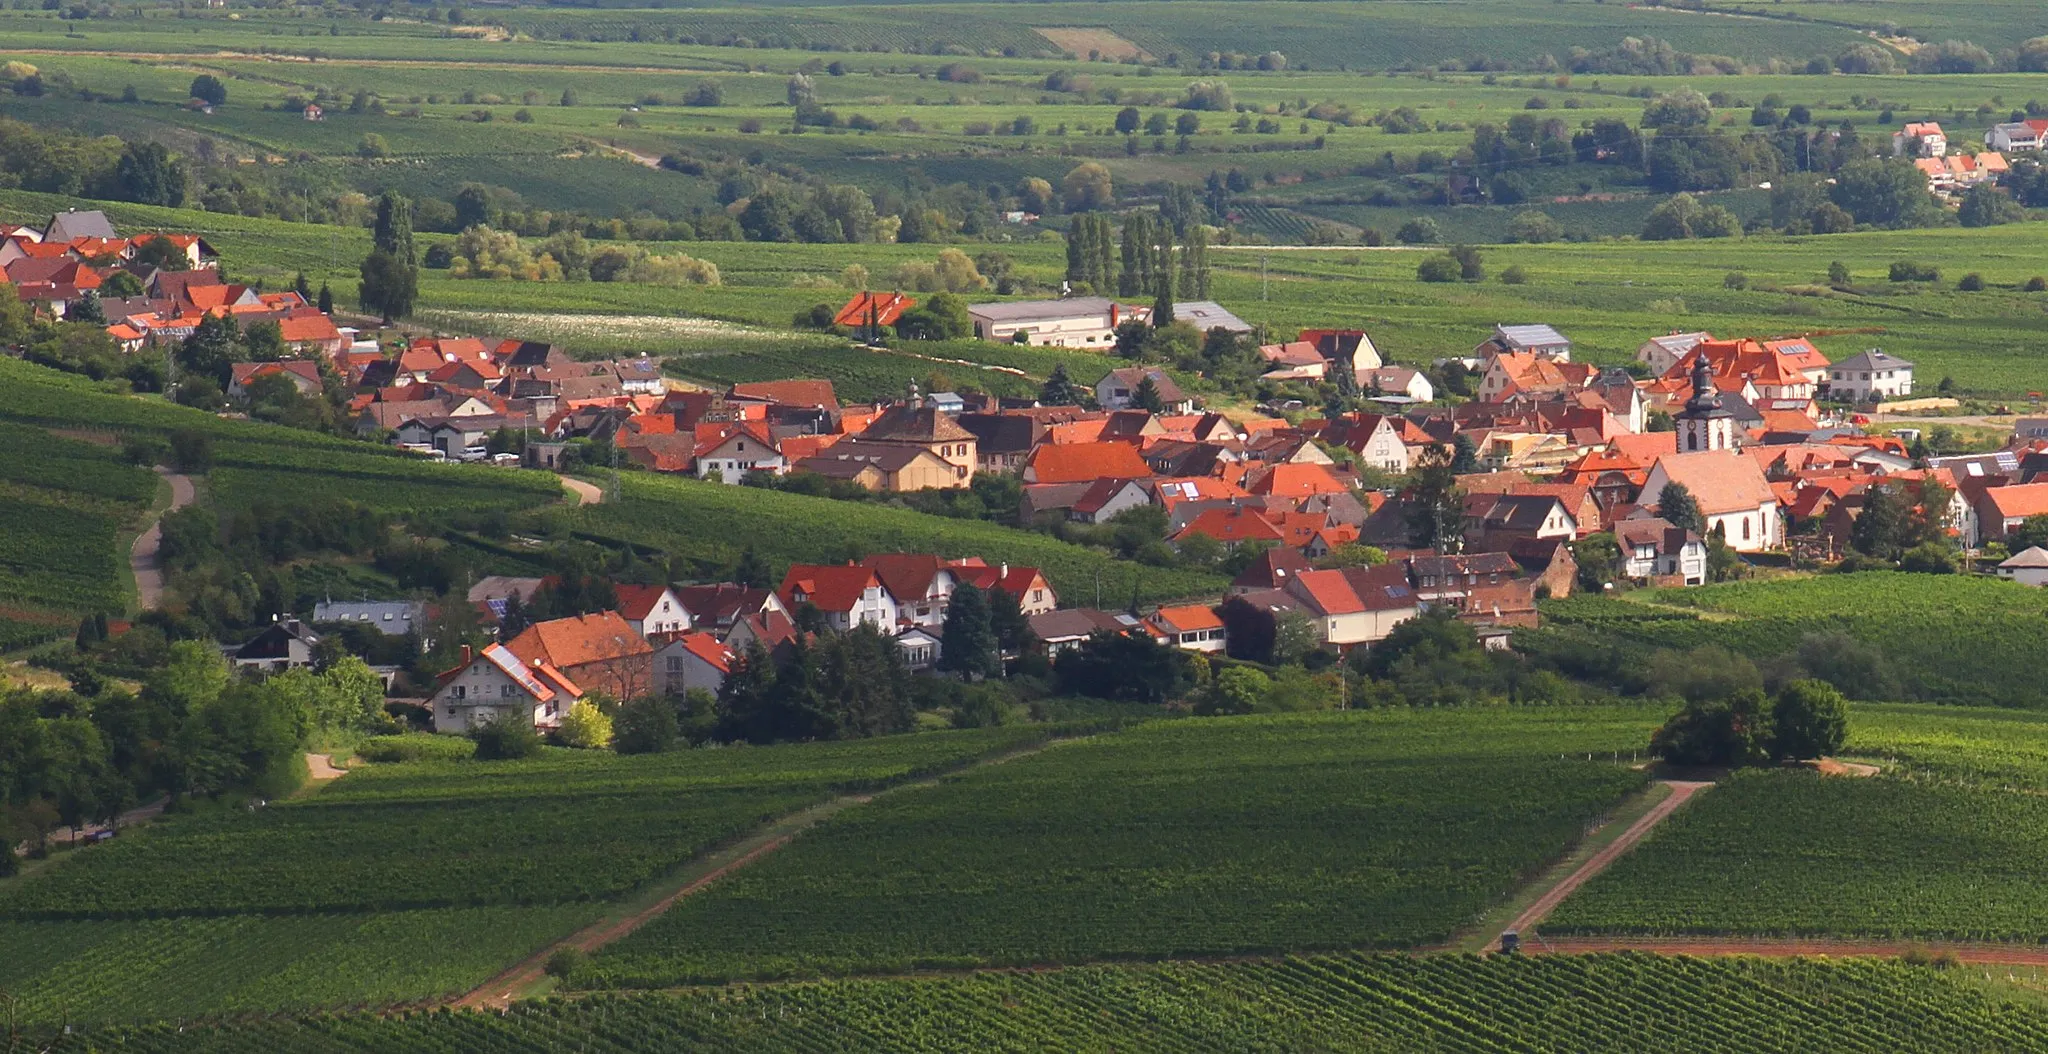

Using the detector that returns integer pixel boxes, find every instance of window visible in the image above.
[1742,517,1752,541]
[452,685,466,699]
[501,685,515,698]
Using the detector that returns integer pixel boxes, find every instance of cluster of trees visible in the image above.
[1837,480,1956,573]
[0,116,187,207]
[713,627,917,744]
[1652,678,1849,768]
[1063,200,1213,303]
[0,643,386,872]
[433,225,720,286]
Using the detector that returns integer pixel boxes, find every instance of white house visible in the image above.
[694,425,785,483]
[430,643,581,734]
[1827,350,1914,404]
[652,632,733,697]
[1613,516,1708,585]
[1997,546,2048,587]
[1362,366,1435,403]
[1988,120,2047,152]
[1282,566,1420,651]
[1892,122,1947,158]
[1635,331,1713,376]
[895,627,943,670]
[1096,366,1194,414]
[778,564,900,630]
[616,584,689,638]
[1640,450,1783,553]
[966,297,1138,347]
[1148,604,1227,654]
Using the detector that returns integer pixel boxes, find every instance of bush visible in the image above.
[1416,255,1461,283]
[471,715,544,760]
[1499,265,1528,285]
[1889,261,1939,283]
[1395,217,1440,244]
[556,699,613,749]
[1723,271,1749,290]
[613,694,678,754]
[1770,679,1849,761]
[2026,276,2047,292]
[544,947,586,980]
[1958,272,1985,292]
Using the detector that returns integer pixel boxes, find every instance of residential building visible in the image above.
[1464,492,1578,551]
[835,290,915,341]
[1025,607,1140,654]
[1149,604,1227,653]
[1892,121,1947,158]
[856,400,977,484]
[692,423,786,483]
[1096,366,1194,414]
[792,440,964,492]
[615,584,690,638]
[1023,441,1154,485]
[503,612,656,701]
[311,599,423,638]
[229,618,321,673]
[895,627,943,671]
[1361,367,1434,403]
[779,564,900,630]
[1635,331,1713,376]
[1997,546,2048,587]
[430,643,580,734]
[947,559,1058,614]
[1282,564,1420,650]
[1988,119,2048,152]
[652,632,734,697]
[1314,413,1410,473]
[1613,516,1708,585]
[966,297,1137,346]
[1170,301,1253,334]
[1827,350,1914,403]
[859,553,962,629]
[1475,323,1571,362]
[1973,482,2048,542]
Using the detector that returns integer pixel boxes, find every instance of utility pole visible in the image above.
[1261,253,1269,301]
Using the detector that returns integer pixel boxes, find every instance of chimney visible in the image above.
[460,644,473,665]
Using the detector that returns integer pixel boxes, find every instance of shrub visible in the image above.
[1499,265,1528,285]
[544,947,586,980]
[1723,271,1749,290]
[1889,260,1939,282]
[1958,272,1985,291]
[1416,255,1460,283]
[471,715,544,760]
[557,699,613,749]
[1395,217,1440,244]
[2026,276,2047,292]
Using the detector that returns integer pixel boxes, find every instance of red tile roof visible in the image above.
[504,611,653,671]
[1025,441,1154,485]
[834,290,915,328]
[612,584,676,621]
[779,564,885,613]
[731,379,839,409]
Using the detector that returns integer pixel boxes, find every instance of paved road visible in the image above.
[558,475,604,505]
[130,468,196,612]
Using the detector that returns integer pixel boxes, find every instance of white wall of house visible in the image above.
[654,645,727,697]
[431,660,559,734]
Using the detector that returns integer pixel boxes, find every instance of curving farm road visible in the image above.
[129,468,196,612]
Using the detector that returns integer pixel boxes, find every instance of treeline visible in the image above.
[0,643,386,873]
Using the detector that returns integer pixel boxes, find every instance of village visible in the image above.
[14,206,2048,736]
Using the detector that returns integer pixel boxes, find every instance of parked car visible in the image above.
[459,446,490,463]
[491,453,520,466]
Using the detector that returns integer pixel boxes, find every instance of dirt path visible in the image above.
[1534,936,2048,966]
[305,754,349,781]
[452,740,1062,1010]
[129,468,195,612]
[1503,780,1712,943]
[558,475,603,505]
[32,798,167,851]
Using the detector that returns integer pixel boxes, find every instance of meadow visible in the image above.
[1546,705,2048,942]
[581,707,1661,986]
[0,727,1047,1023]
[1540,572,2048,707]
[44,954,2048,1053]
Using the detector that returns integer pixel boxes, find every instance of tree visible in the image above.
[1958,184,2026,228]
[1151,243,1176,331]
[1831,158,1940,229]
[1507,211,1563,243]
[1040,363,1082,406]
[1195,665,1270,715]
[178,312,243,389]
[189,75,227,106]
[1131,374,1165,413]
[317,282,333,314]
[556,699,612,749]
[1573,532,1621,591]
[1405,448,1464,552]
[1114,106,1141,134]
[1657,483,1705,535]
[1449,434,1479,473]
[112,142,185,207]
[612,695,678,754]
[453,184,492,230]
[1416,255,1461,282]
[1770,680,1849,761]
[1641,87,1712,128]
[894,291,972,341]
[1062,162,1113,212]
[937,584,1001,680]
[987,587,1030,656]
[68,290,105,324]
[358,249,416,324]
[1054,630,1191,703]
[1395,217,1440,244]
[1650,689,1774,767]
[471,713,543,760]
[1850,482,1909,561]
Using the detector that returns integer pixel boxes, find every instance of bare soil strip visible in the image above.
[1502,780,1713,945]
[129,468,195,612]
[557,475,604,506]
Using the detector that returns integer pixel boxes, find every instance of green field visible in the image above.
[1540,572,2048,707]
[0,421,157,624]
[1547,705,2048,941]
[582,707,1659,986]
[0,727,1045,1023]
[49,953,2048,1052]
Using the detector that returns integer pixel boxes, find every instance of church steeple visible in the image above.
[1676,352,1735,452]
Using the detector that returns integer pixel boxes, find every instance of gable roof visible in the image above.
[448,642,581,704]
[612,583,679,622]
[1983,482,2048,522]
[859,553,951,602]
[1026,441,1154,485]
[1491,323,1570,350]
[1099,366,1188,404]
[1651,450,1778,516]
[1152,604,1224,633]
[1171,301,1252,334]
[2001,546,2048,569]
[730,379,839,409]
[779,564,887,613]
[860,402,973,443]
[835,290,916,328]
[504,611,653,671]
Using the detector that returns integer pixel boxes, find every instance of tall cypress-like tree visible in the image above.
[1117,214,1146,297]
[1040,363,1081,406]
[1151,243,1176,330]
[1658,483,1706,536]
[362,191,420,323]
[372,191,415,265]
[1092,215,1116,293]
[1179,223,1211,299]
[938,584,1000,680]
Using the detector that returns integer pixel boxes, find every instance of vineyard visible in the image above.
[50,953,2048,1052]
[1539,572,2048,707]
[582,707,1660,986]
[578,473,1225,605]
[208,439,560,518]
[1547,705,2048,942]
[0,728,1045,1022]
[0,421,156,622]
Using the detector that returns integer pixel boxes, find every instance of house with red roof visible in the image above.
[503,611,655,701]
[651,631,734,697]
[835,291,915,341]
[1282,564,1419,650]
[1023,441,1154,485]
[693,422,785,483]
[229,360,324,398]
[729,379,839,410]
[1246,463,1347,500]
[615,584,689,638]
[431,643,581,733]
[1973,482,2048,543]
[945,558,1057,614]
[779,564,900,631]
[1148,604,1227,653]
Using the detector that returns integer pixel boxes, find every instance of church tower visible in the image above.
[1676,354,1735,452]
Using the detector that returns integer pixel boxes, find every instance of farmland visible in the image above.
[1540,572,2048,707]
[0,727,1047,1023]
[576,471,1228,604]
[1546,705,2048,942]
[48,953,2048,1052]
[582,707,1659,986]
[0,423,157,621]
